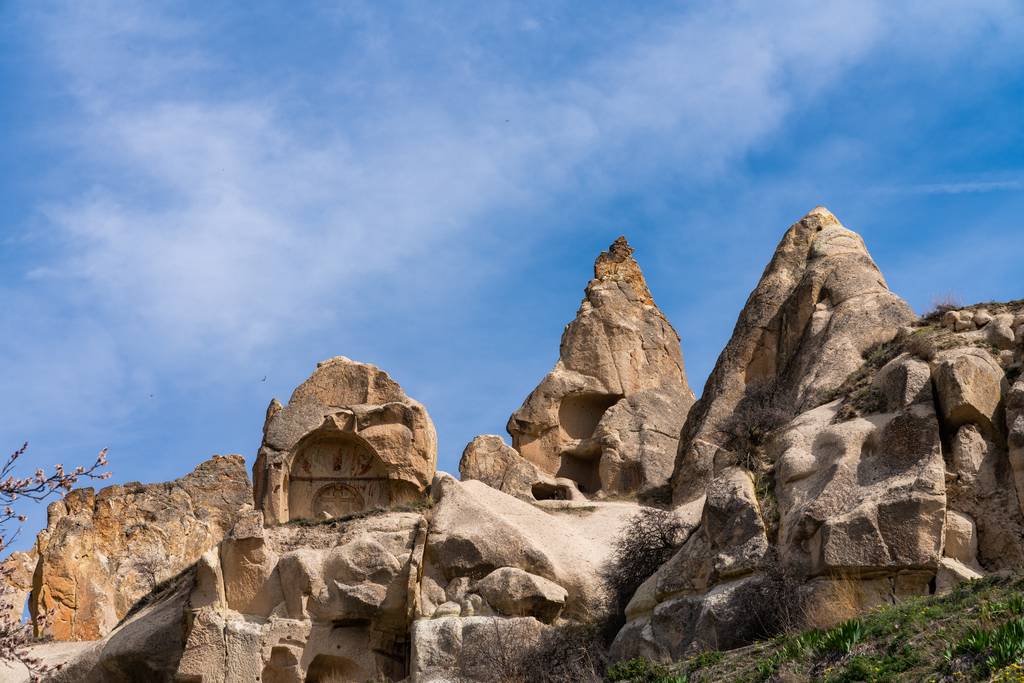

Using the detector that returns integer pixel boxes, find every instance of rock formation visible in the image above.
[496,236,695,500]
[28,454,252,642]
[10,207,1024,683]
[671,207,918,507]
[252,357,437,524]
[612,209,1024,662]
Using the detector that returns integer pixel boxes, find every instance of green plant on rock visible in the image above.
[688,651,724,670]
[821,618,865,655]
[605,657,687,683]
[956,625,992,655]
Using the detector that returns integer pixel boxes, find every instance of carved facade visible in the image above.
[253,356,437,524]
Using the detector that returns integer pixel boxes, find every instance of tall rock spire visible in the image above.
[503,236,696,498]
[671,207,918,505]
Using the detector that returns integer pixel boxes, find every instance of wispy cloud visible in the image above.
[877,181,1024,195]
[3,0,1023,447]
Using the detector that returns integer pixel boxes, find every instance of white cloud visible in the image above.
[5,0,1023,433]
[878,181,1024,195]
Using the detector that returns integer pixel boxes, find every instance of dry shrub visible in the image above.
[600,508,688,641]
[905,333,937,361]
[454,618,605,683]
[455,618,534,683]
[801,573,863,632]
[734,547,806,641]
[922,289,963,320]
[721,379,795,464]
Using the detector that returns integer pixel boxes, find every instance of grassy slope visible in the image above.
[608,572,1024,683]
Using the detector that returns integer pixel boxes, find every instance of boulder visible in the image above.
[611,576,763,662]
[932,348,1008,441]
[935,558,983,594]
[424,473,635,619]
[28,454,252,641]
[989,314,1017,350]
[871,353,932,411]
[944,510,978,564]
[506,237,695,497]
[252,357,437,524]
[672,208,917,506]
[476,567,568,624]
[459,435,585,501]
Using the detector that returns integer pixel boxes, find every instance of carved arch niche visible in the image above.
[286,433,391,521]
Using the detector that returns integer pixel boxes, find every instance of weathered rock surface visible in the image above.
[459,434,587,501]
[0,549,37,626]
[932,348,1008,442]
[476,567,568,624]
[253,357,437,524]
[175,510,427,683]
[504,237,695,498]
[423,473,634,617]
[28,454,252,641]
[671,207,917,507]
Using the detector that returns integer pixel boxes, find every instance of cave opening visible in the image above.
[558,393,623,440]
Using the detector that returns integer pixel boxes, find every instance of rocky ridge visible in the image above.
[5,209,1024,683]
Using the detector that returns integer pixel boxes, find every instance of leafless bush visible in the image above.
[526,621,606,683]
[454,617,605,683]
[734,547,806,640]
[600,508,688,642]
[905,333,937,361]
[135,551,162,593]
[922,289,962,320]
[455,618,534,683]
[721,379,795,466]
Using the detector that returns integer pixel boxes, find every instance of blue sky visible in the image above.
[1,0,1023,553]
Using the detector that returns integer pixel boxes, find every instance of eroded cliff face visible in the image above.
[496,237,695,500]
[672,207,918,507]
[612,210,1024,663]
[12,208,1024,683]
[29,454,252,641]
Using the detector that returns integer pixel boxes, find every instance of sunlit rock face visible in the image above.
[672,207,917,507]
[29,455,253,641]
[613,209,931,663]
[252,357,437,524]
[503,236,696,499]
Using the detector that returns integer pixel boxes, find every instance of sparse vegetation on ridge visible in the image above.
[603,571,1024,683]
[274,499,433,528]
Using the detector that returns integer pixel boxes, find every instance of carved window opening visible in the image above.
[558,393,622,440]
[556,454,602,495]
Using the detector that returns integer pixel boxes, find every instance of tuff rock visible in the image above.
[252,357,437,524]
[28,454,252,641]
[11,208,1024,683]
[501,237,695,499]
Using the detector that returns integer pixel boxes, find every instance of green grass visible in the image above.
[604,570,1024,683]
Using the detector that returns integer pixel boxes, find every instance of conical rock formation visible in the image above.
[500,236,695,498]
[672,207,918,506]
